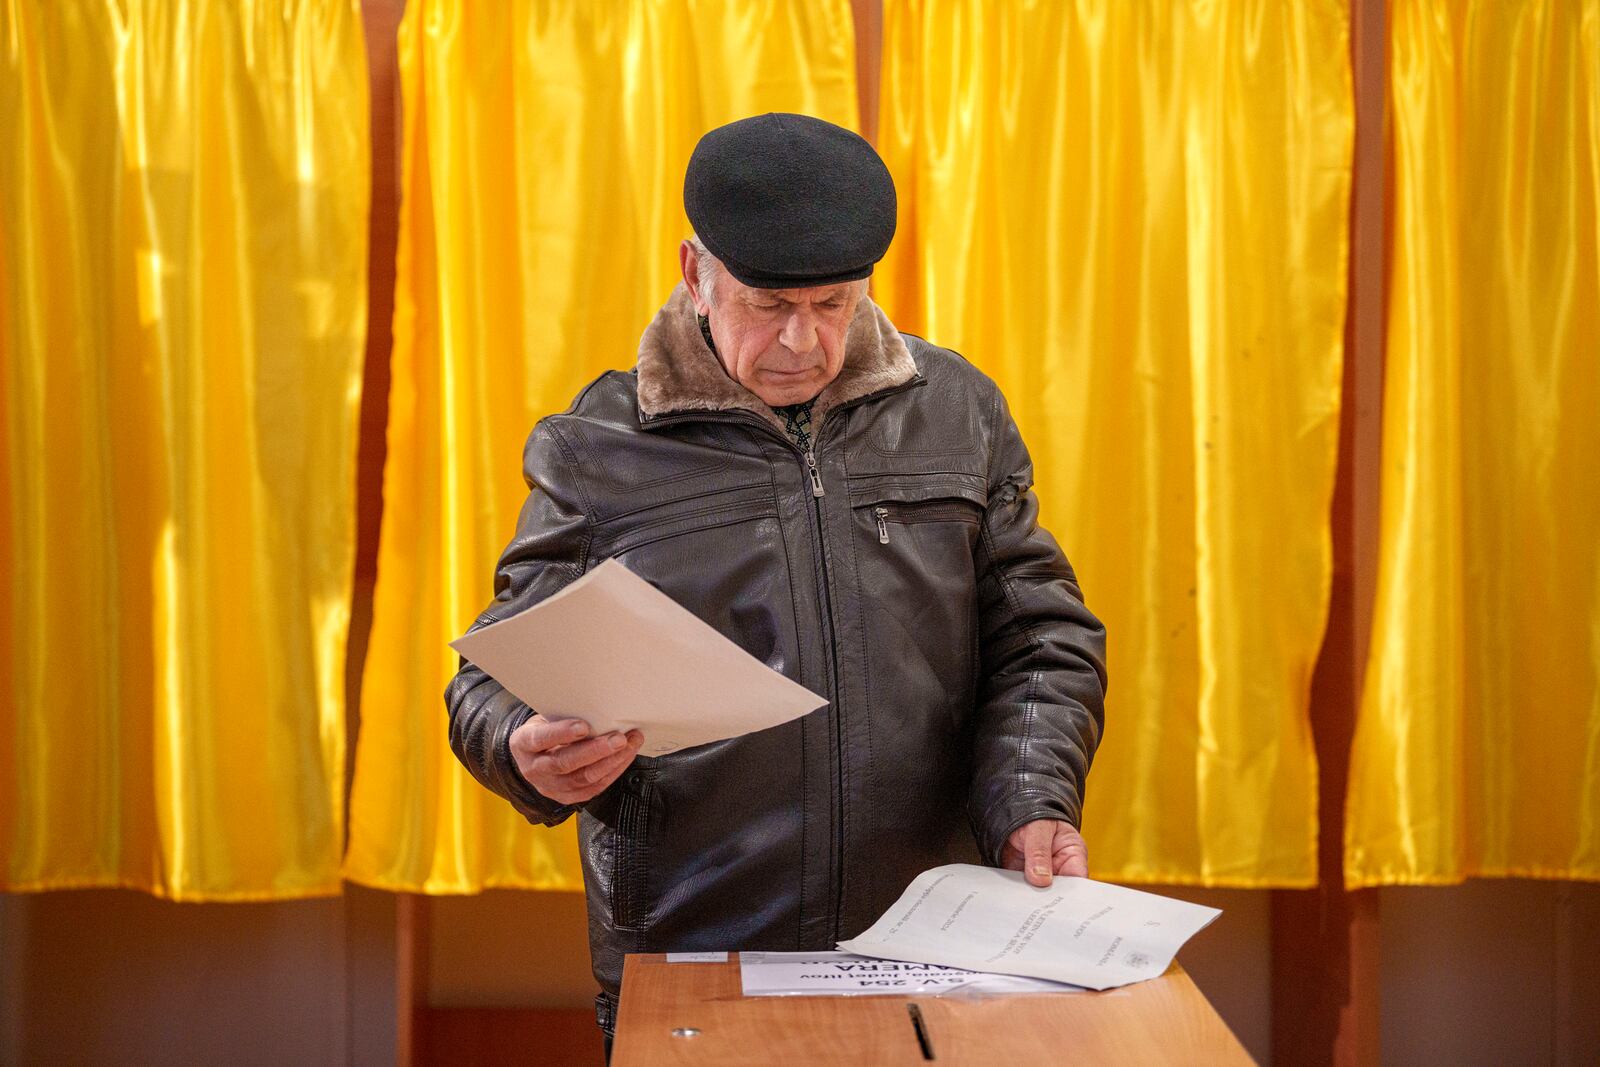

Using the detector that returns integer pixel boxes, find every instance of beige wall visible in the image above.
[1380,880,1600,1065]
[429,891,594,1011]
[0,887,398,1067]
[4,879,1597,1065]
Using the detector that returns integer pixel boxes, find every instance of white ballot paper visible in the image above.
[740,951,1081,998]
[838,864,1221,991]
[450,558,827,757]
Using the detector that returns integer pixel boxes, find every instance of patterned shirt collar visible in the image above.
[771,399,816,451]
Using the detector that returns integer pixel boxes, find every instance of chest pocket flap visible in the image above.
[845,473,989,511]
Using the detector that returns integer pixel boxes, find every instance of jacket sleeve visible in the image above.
[444,419,593,827]
[969,388,1108,866]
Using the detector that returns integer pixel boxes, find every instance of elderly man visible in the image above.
[446,113,1106,1042]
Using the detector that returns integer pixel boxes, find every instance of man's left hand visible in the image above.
[1001,819,1088,887]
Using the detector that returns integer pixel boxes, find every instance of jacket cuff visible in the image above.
[493,702,578,826]
[979,787,1082,868]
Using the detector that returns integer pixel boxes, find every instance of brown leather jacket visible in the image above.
[446,284,1106,1021]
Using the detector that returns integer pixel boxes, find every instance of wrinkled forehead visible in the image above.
[727,276,861,304]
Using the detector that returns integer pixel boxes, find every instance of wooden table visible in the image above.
[612,953,1253,1065]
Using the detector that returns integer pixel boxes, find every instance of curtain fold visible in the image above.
[344,0,859,893]
[0,0,369,899]
[875,0,1352,886]
[1345,0,1600,887]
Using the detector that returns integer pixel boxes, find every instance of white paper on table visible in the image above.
[837,864,1221,991]
[739,951,1082,997]
[449,558,827,757]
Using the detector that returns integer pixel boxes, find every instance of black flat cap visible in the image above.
[684,113,896,289]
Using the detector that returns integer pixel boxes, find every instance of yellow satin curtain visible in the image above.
[1345,1,1600,887]
[0,1,368,899]
[875,1,1352,886]
[344,0,859,893]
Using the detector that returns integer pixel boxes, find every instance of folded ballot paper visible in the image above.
[837,864,1221,992]
[449,558,827,757]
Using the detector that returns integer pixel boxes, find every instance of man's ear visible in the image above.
[680,241,711,315]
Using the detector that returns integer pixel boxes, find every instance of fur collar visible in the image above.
[635,282,918,435]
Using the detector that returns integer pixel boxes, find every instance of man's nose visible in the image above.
[778,308,819,354]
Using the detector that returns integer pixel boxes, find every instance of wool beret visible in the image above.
[684,113,897,289]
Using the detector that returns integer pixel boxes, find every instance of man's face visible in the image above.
[681,241,864,407]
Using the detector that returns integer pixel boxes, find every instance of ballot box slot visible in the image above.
[906,1003,936,1060]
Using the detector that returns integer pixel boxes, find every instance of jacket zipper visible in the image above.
[870,500,982,546]
[801,427,849,940]
[641,377,924,939]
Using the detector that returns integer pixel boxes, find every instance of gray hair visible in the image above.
[688,235,724,308]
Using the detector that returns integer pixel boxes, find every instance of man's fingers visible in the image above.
[522,715,590,754]
[534,732,629,777]
[511,714,645,804]
[577,737,643,785]
[1023,821,1055,887]
[534,716,591,750]
[541,733,645,803]
[1052,825,1089,878]
[1002,820,1074,886]
[1001,820,1090,884]
[1054,852,1089,878]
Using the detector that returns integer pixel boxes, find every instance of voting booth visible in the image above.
[611,954,1251,1064]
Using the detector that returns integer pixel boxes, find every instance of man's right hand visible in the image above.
[509,714,644,806]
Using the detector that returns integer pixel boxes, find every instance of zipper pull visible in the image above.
[805,449,825,497]
[874,506,890,544]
